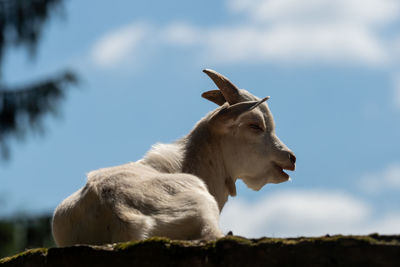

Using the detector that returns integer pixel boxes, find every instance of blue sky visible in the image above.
[1,0,400,237]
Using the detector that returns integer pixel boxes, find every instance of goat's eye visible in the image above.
[249,124,264,132]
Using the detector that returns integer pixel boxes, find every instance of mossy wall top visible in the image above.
[1,235,400,267]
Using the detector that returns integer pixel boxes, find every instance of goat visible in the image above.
[52,69,296,246]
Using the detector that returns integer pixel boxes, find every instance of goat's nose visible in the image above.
[289,152,296,165]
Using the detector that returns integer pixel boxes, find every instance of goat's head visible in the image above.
[202,69,296,191]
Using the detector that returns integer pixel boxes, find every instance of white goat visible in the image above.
[52,69,296,246]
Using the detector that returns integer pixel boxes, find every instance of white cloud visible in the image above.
[218,0,400,65]
[89,0,400,67]
[162,0,397,65]
[220,189,400,237]
[161,23,387,65]
[207,25,386,65]
[227,0,400,27]
[91,23,150,68]
[362,213,400,234]
[163,23,203,46]
[358,163,400,194]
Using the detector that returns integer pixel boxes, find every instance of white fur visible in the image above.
[52,77,295,246]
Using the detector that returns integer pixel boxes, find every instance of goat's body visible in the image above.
[52,69,296,246]
[53,159,223,246]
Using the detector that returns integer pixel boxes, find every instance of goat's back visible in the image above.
[52,162,221,246]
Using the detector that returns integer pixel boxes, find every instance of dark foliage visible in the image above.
[0,72,77,158]
[0,0,76,258]
[0,221,14,257]
[0,0,64,66]
[0,0,77,159]
[0,215,54,258]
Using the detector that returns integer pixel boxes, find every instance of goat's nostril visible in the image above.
[289,152,296,165]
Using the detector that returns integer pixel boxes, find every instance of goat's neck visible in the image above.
[140,121,236,211]
[180,122,236,211]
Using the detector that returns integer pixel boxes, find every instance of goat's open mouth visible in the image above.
[273,163,293,180]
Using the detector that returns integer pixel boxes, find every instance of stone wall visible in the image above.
[1,234,399,267]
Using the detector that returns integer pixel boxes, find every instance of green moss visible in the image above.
[0,247,47,264]
[216,235,254,246]
[114,237,178,251]
[111,234,400,251]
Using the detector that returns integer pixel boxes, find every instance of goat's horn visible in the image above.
[203,69,240,105]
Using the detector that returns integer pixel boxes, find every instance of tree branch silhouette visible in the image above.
[0,0,78,159]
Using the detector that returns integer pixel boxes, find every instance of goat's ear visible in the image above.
[202,90,226,106]
[209,97,269,133]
